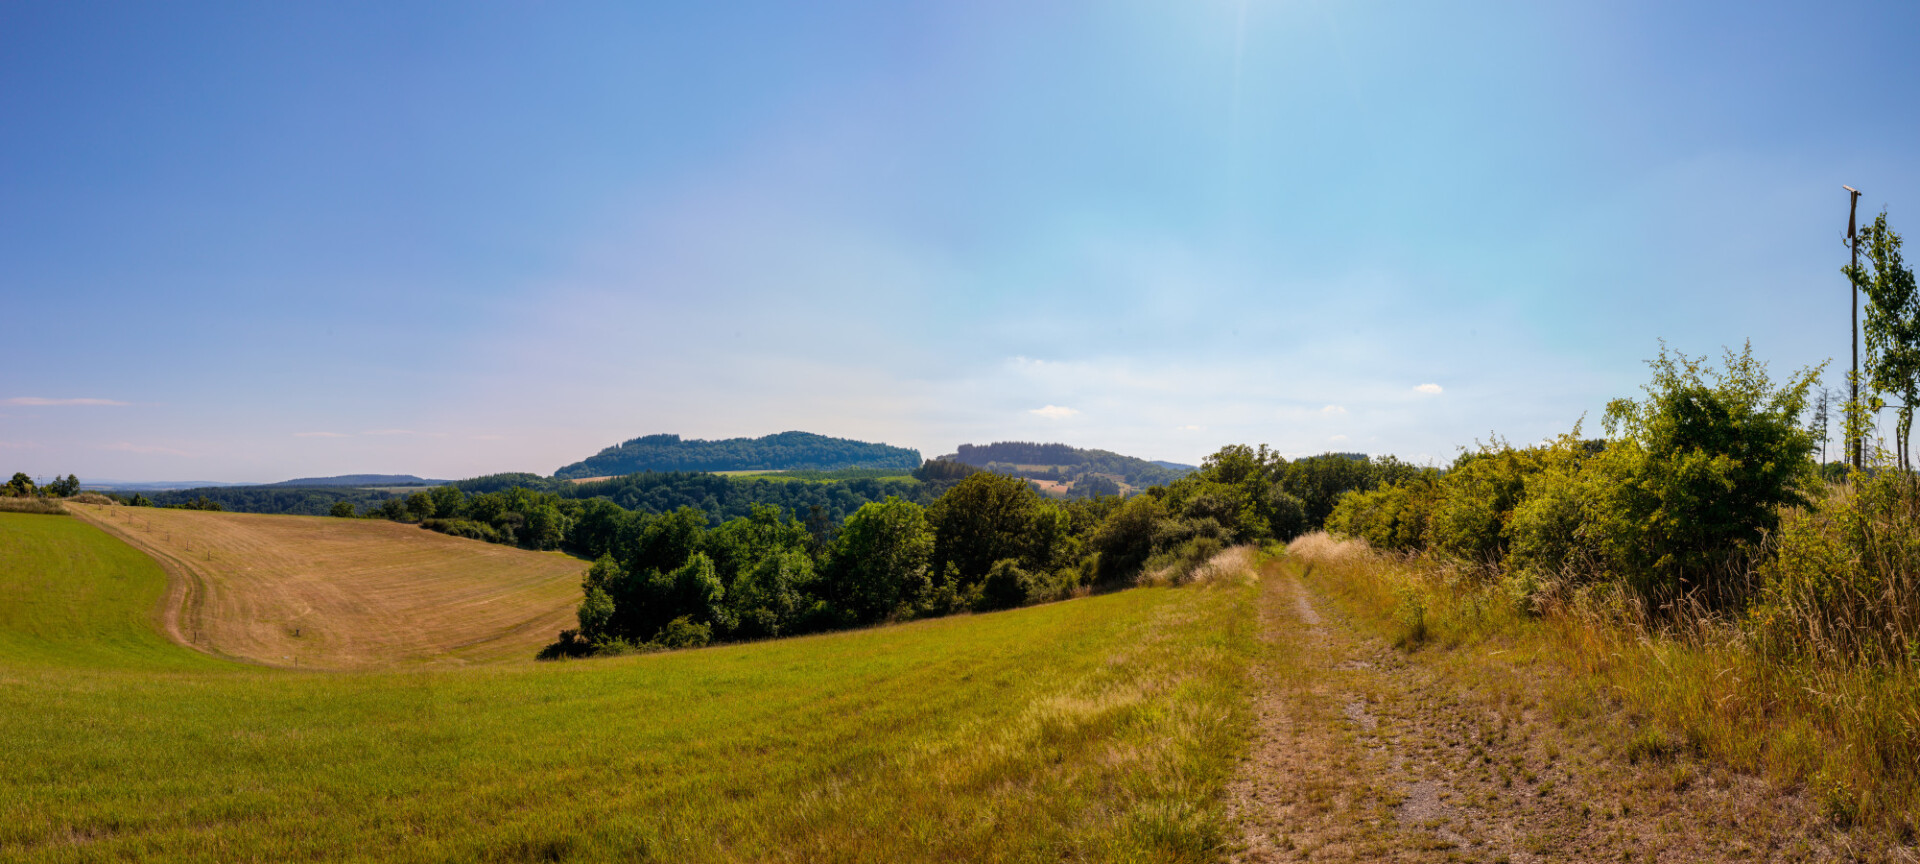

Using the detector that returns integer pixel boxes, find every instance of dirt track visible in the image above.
[1227,557,1860,863]
[70,504,585,670]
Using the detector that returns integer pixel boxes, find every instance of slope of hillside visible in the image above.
[68,504,585,669]
[0,508,1255,862]
[0,512,222,670]
[554,431,921,478]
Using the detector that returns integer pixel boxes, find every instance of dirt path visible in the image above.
[1227,556,1856,863]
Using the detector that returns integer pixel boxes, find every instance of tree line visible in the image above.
[542,450,1407,655]
[1327,343,1816,606]
[5,473,81,498]
[943,441,1192,489]
[554,431,922,479]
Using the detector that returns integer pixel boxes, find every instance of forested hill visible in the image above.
[553,432,921,479]
[270,474,442,487]
[939,442,1193,491]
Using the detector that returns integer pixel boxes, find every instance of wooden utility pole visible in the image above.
[1847,185,1863,470]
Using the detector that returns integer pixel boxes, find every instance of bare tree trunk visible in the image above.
[1902,403,1914,474]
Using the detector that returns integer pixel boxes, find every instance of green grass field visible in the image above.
[0,512,1256,862]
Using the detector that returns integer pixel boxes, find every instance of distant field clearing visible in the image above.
[69,504,585,670]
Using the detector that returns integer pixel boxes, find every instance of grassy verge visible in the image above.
[1288,532,1919,849]
[0,512,1256,862]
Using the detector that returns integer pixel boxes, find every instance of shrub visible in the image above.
[1088,494,1166,583]
[1143,535,1225,586]
[537,629,593,660]
[1325,473,1438,553]
[1594,342,1821,602]
[577,586,616,643]
[420,518,502,543]
[1427,445,1538,567]
[1504,469,1587,579]
[655,615,712,649]
[978,559,1038,611]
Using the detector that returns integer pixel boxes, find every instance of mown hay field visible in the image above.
[67,504,586,670]
[0,511,1257,863]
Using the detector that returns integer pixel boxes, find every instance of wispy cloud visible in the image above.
[362,429,449,438]
[1414,383,1444,395]
[1177,424,1205,431]
[294,431,349,438]
[7,397,128,406]
[1330,434,1350,442]
[1029,405,1080,420]
[1321,405,1348,416]
[0,440,40,449]
[102,442,192,456]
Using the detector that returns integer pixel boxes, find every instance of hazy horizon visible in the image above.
[6,2,1918,482]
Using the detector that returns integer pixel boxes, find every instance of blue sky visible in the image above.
[3,1,1916,482]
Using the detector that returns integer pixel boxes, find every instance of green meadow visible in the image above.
[0,512,1255,863]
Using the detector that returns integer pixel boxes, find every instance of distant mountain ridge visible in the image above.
[554,432,921,479]
[270,474,445,487]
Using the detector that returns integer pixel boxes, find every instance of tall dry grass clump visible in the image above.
[1186,545,1261,586]
[0,497,67,515]
[1284,531,1367,567]
[1754,474,1920,668]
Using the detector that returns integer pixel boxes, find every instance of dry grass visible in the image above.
[1280,532,1918,861]
[67,504,586,670]
[1191,546,1262,586]
[0,497,66,515]
[1030,478,1071,496]
[1284,531,1368,566]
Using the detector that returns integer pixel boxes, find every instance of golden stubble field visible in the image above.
[68,504,585,670]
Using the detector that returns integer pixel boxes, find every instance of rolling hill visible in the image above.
[68,504,586,669]
[554,431,921,479]
[938,441,1193,495]
[0,506,1252,861]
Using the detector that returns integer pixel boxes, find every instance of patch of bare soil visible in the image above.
[1227,559,1862,863]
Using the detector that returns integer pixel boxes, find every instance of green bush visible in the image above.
[978,559,1039,611]
[1087,493,1166,583]
[1592,343,1820,601]
[1325,473,1438,552]
[420,518,502,543]
[655,615,713,649]
[1426,445,1538,566]
[1143,535,1225,585]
